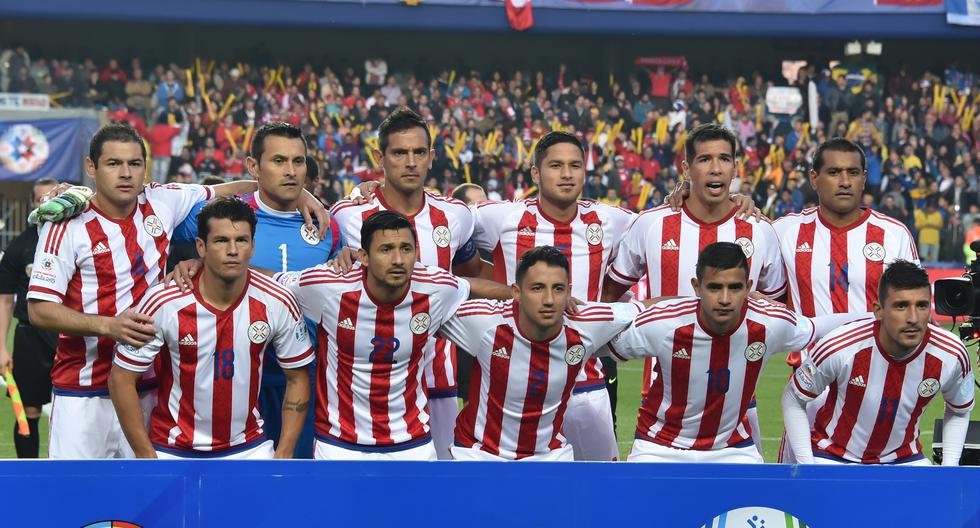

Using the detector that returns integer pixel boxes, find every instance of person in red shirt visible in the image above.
[146,122,181,183]
[639,145,661,183]
[215,114,244,153]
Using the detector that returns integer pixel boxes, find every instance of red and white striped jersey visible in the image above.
[440,299,642,460]
[792,320,975,464]
[472,198,636,391]
[331,190,475,394]
[607,203,786,391]
[28,183,213,395]
[113,271,314,454]
[774,208,919,317]
[608,298,817,450]
[278,262,470,448]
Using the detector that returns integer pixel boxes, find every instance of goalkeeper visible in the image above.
[0,178,62,458]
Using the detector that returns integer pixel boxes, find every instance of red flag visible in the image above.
[506,0,533,31]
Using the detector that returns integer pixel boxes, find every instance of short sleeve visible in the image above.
[452,236,478,266]
[113,294,164,372]
[274,263,334,320]
[145,183,214,227]
[607,216,647,287]
[271,292,315,369]
[755,222,787,297]
[172,200,206,244]
[26,222,76,303]
[470,202,506,252]
[605,302,669,362]
[943,346,975,412]
[438,299,502,355]
[790,346,838,401]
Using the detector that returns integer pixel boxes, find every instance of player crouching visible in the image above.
[109,198,314,459]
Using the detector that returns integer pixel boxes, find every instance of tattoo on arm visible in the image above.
[283,399,310,413]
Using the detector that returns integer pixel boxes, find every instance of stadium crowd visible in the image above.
[3,46,980,262]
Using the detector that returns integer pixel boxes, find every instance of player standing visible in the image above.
[440,246,646,461]
[330,108,487,459]
[783,261,974,465]
[172,122,346,459]
[773,138,919,462]
[109,198,313,458]
[606,242,866,462]
[602,123,786,453]
[276,211,508,460]
[470,131,636,461]
[25,123,315,459]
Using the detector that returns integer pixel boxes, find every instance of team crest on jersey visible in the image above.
[299,224,319,245]
[432,226,451,248]
[918,377,940,398]
[248,321,270,344]
[586,223,603,245]
[143,215,164,238]
[734,237,755,258]
[565,344,586,365]
[863,242,885,262]
[411,312,431,334]
[744,341,766,362]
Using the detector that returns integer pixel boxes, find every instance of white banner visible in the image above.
[765,87,803,115]
[0,93,51,111]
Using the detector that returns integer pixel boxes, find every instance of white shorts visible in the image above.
[155,440,275,460]
[627,438,763,464]
[48,391,156,459]
[813,454,932,466]
[450,444,575,462]
[427,396,458,461]
[563,388,618,461]
[313,438,437,461]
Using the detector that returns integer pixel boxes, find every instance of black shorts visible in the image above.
[11,323,56,408]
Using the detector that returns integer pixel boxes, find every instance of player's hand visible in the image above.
[749,291,785,308]
[0,346,11,373]
[565,296,585,315]
[165,259,203,293]
[730,193,763,222]
[327,247,355,273]
[350,180,382,205]
[664,179,691,212]
[109,309,156,348]
[29,185,94,225]
[299,191,331,240]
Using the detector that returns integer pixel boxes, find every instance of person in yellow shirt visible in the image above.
[914,196,943,262]
[902,143,922,171]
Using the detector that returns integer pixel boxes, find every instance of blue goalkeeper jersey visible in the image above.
[174,192,345,385]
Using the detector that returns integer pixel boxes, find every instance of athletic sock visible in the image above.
[13,417,41,458]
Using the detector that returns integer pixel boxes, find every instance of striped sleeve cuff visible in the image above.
[26,286,65,302]
[278,347,315,368]
[791,374,819,400]
[608,265,640,286]
[114,352,153,373]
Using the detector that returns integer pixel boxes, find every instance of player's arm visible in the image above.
[28,302,155,348]
[781,383,813,464]
[463,277,511,300]
[210,180,332,240]
[452,251,492,280]
[108,365,156,458]
[940,358,975,466]
[601,278,631,303]
[276,365,312,459]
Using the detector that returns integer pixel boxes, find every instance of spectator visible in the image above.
[914,196,944,262]
[156,69,184,107]
[146,122,182,183]
[878,194,906,222]
[125,67,152,114]
[941,209,966,263]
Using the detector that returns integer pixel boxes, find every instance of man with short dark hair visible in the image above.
[606,242,864,463]
[110,197,313,459]
[273,211,508,460]
[783,260,974,465]
[330,108,488,459]
[440,246,646,461]
[0,177,60,457]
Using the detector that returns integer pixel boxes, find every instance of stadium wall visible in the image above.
[2,460,978,526]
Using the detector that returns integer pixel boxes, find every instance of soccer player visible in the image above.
[25,123,321,459]
[330,108,487,459]
[774,138,919,463]
[172,122,346,459]
[605,242,866,463]
[275,211,509,460]
[603,123,786,453]
[469,131,636,461]
[439,246,647,461]
[109,197,313,458]
[783,261,975,466]
[0,178,59,458]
